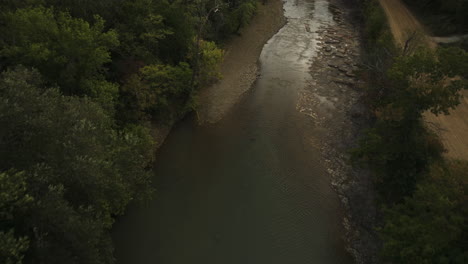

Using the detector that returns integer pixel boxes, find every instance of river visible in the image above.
[113,0,354,263]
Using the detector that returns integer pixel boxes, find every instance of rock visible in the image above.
[351,112,361,118]
[338,66,349,73]
[325,40,340,44]
[333,78,355,86]
[345,71,356,78]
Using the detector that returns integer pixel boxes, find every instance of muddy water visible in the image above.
[113,0,353,263]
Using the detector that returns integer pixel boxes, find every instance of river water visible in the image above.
[113,0,353,263]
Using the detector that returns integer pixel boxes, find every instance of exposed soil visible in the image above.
[424,90,468,160]
[379,0,468,161]
[378,0,434,48]
[197,0,286,124]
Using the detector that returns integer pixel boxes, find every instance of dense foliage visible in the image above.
[355,45,468,201]
[0,0,261,263]
[0,6,119,110]
[0,67,155,264]
[355,1,468,263]
[380,160,468,263]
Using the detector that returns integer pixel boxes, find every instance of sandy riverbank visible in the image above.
[152,0,286,148]
[196,0,286,124]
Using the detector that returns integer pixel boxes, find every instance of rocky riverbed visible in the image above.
[297,1,380,263]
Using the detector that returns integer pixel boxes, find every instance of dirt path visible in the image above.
[378,0,433,47]
[378,0,468,160]
[197,0,286,123]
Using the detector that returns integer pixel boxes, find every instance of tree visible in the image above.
[353,119,444,202]
[353,46,468,202]
[386,47,468,118]
[226,0,257,34]
[140,63,193,120]
[0,6,119,106]
[380,160,468,264]
[0,171,32,264]
[118,62,193,123]
[189,39,224,87]
[41,0,120,24]
[0,67,154,264]
[156,0,197,63]
[115,0,172,63]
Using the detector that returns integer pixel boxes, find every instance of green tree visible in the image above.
[354,47,468,202]
[353,119,443,201]
[41,0,120,24]
[380,161,468,264]
[0,7,119,105]
[0,171,32,264]
[118,62,193,123]
[140,63,193,121]
[226,0,257,34]
[115,0,172,63]
[156,0,196,63]
[189,39,224,87]
[386,47,467,118]
[0,67,154,264]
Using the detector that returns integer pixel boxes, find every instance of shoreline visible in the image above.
[196,0,287,124]
[151,0,286,149]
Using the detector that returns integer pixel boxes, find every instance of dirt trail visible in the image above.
[378,0,468,160]
[197,0,286,123]
[378,0,434,48]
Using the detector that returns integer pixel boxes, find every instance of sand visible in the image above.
[196,0,286,124]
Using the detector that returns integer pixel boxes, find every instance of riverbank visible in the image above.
[197,0,286,124]
[151,0,286,149]
[296,0,379,263]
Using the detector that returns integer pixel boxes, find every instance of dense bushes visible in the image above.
[0,0,261,263]
[355,1,468,263]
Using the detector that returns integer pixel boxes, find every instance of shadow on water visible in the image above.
[112,0,354,263]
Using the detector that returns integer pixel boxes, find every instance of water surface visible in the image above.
[113,0,353,263]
